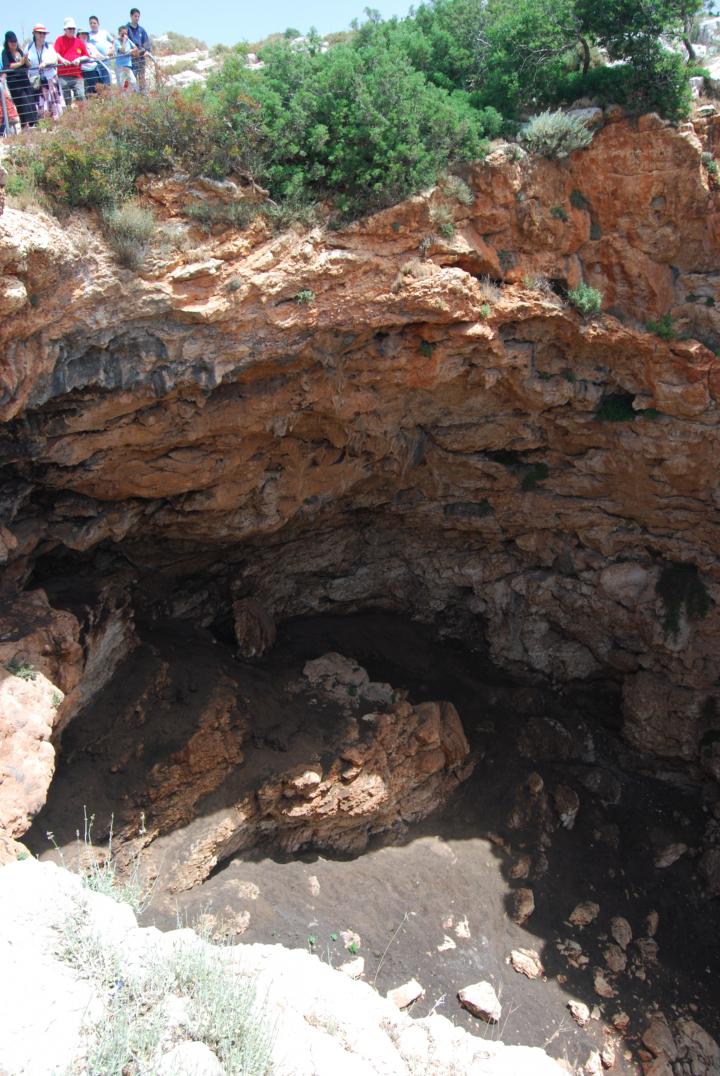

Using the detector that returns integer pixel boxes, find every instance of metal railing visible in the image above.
[0,53,161,136]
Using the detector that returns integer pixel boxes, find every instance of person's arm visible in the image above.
[8,51,29,69]
[39,46,58,69]
[54,38,71,65]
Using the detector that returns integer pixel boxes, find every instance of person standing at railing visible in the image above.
[54,17,89,106]
[126,8,151,94]
[2,32,37,127]
[114,24,137,91]
[24,24,65,121]
[88,15,114,86]
[77,29,102,94]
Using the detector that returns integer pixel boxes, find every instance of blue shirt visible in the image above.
[114,36,133,67]
[126,22,150,52]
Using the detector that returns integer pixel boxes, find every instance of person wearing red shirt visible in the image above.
[54,17,89,106]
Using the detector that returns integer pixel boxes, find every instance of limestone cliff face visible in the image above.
[2,111,720,841]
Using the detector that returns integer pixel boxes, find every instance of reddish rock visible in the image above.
[1,116,720,838]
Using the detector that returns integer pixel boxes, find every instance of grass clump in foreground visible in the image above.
[58,898,273,1075]
[49,809,147,914]
[568,281,602,317]
[519,111,593,159]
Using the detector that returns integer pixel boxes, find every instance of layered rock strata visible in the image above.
[2,111,720,845]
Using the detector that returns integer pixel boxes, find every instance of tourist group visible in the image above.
[1,8,153,130]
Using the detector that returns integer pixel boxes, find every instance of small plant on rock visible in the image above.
[49,808,148,914]
[102,202,155,270]
[5,658,37,680]
[294,289,315,305]
[646,313,675,340]
[519,111,593,160]
[550,204,568,221]
[439,174,474,206]
[478,277,500,302]
[430,203,456,240]
[568,281,602,316]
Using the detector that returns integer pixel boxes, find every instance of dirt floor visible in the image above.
[28,613,720,1073]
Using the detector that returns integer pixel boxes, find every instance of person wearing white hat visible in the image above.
[54,17,89,105]
[24,24,65,120]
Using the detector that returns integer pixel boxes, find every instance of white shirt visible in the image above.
[89,28,114,58]
[24,40,60,79]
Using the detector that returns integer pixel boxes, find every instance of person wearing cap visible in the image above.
[2,31,37,127]
[126,8,151,94]
[88,16,114,85]
[54,17,89,105]
[24,24,64,121]
[77,29,102,94]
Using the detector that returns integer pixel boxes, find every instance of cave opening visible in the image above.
[21,550,720,1074]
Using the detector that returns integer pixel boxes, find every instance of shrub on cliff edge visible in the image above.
[568,281,602,316]
[519,111,594,159]
[11,89,255,211]
[209,40,488,218]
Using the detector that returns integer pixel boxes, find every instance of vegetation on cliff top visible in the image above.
[8,0,704,220]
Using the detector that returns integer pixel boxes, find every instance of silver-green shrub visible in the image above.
[519,111,594,160]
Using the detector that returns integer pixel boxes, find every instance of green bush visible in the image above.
[209,39,487,218]
[15,90,256,210]
[519,110,593,159]
[12,0,701,221]
[646,313,675,340]
[568,281,602,316]
[549,52,692,123]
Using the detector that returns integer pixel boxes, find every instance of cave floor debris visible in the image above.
[28,614,720,1074]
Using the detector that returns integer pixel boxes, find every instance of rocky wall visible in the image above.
[2,111,720,845]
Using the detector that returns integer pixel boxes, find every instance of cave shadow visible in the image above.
[25,611,720,1073]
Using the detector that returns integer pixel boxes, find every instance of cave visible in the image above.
[2,114,720,1075]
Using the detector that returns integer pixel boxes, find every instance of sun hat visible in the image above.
[63,16,76,28]
[32,23,48,32]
